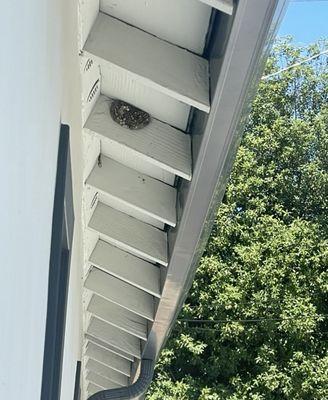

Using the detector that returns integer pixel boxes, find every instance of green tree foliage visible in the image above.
[147,39,328,400]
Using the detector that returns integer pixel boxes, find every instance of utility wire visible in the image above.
[177,314,328,324]
[174,326,328,334]
[173,315,328,334]
[262,49,328,80]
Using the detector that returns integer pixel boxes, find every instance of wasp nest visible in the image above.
[110,100,150,130]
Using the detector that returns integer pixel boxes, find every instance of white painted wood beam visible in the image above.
[84,13,210,112]
[85,334,134,362]
[198,0,233,14]
[86,155,177,227]
[86,341,131,376]
[87,371,119,389]
[100,0,212,54]
[89,202,168,266]
[86,359,129,387]
[90,240,161,297]
[85,95,192,181]
[87,295,148,340]
[100,63,190,131]
[87,317,141,359]
[85,268,155,321]
[88,382,103,397]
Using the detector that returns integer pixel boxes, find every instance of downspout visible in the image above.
[87,359,154,400]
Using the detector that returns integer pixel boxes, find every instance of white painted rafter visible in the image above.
[87,295,148,340]
[88,202,168,266]
[86,358,129,386]
[90,240,161,297]
[87,382,103,397]
[86,155,177,227]
[100,0,212,54]
[85,334,134,362]
[86,371,119,389]
[85,95,192,181]
[84,12,210,112]
[198,0,233,14]
[99,62,191,131]
[86,341,131,376]
[85,268,155,321]
[87,317,141,359]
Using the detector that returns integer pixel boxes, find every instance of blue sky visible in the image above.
[278,1,328,44]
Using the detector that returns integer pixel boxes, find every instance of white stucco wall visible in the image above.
[0,1,83,399]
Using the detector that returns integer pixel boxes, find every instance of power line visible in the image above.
[173,315,328,334]
[174,326,328,334]
[262,49,328,80]
[177,314,328,324]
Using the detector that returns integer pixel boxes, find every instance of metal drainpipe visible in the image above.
[87,359,154,400]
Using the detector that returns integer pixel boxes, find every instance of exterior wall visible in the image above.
[60,0,84,399]
[0,1,83,399]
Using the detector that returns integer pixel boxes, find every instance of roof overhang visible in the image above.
[142,0,288,366]
[78,1,289,398]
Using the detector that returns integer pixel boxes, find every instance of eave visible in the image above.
[77,1,288,398]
